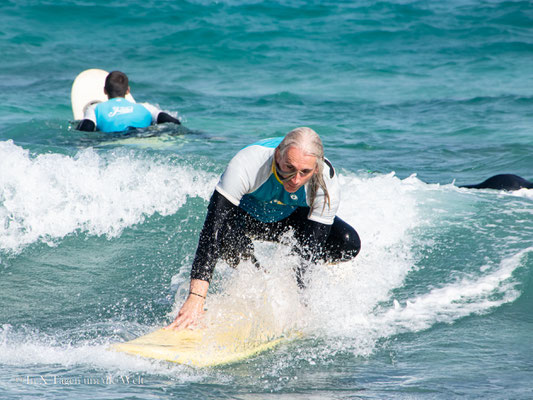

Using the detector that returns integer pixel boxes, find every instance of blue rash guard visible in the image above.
[94,98,152,133]
[83,97,160,133]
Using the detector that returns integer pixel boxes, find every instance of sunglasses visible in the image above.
[275,160,315,182]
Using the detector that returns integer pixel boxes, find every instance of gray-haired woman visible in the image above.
[168,127,361,330]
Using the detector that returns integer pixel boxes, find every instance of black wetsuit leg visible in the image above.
[280,207,361,263]
[191,191,361,287]
[322,216,361,262]
[243,207,361,286]
[235,206,361,263]
[156,112,181,125]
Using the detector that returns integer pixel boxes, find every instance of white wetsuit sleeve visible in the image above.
[82,103,97,124]
[215,145,273,206]
[141,102,162,124]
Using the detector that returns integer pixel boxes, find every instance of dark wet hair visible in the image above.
[104,71,129,98]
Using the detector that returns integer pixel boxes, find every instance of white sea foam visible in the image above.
[301,172,426,354]
[170,172,530,359]
[1,166,528,372]
[168,172,427,356]
[0,324,209,379]
[510,187,533,200]
[371,246,531,338]
[0,140,216,254]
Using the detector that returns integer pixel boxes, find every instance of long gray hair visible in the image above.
[276,127,330,212]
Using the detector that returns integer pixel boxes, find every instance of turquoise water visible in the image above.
[1,0,532,398]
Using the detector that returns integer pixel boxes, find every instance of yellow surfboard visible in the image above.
[97,133,189,149]
[110,326,291,368]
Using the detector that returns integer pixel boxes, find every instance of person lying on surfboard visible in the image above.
[76,70,180,133]
[168,127,361,330]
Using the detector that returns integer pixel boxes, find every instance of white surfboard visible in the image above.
[71,69,135,120]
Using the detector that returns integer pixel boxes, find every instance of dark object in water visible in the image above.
[460,174,532,190]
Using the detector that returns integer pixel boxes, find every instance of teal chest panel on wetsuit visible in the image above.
[239,137,309,222]
[240,174,308,223]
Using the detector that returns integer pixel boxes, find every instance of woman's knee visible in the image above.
[342,227,361,260]
[326,217,361,262]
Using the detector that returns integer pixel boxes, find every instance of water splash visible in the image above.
[0,140,216,254]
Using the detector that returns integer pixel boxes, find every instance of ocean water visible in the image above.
[1,0,532,398]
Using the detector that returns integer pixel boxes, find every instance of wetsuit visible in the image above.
[460,174,532,190]
[76,97,180,133]
[191,138,361,287]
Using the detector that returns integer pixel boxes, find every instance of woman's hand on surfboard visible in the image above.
[167,279,209,330]
[167,296,205,330]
